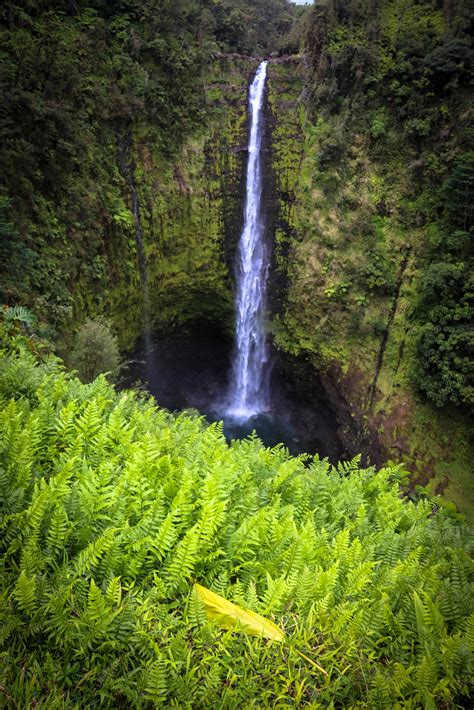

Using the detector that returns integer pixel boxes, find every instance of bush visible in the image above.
[370,108,388,138]
[443,152,474,231]
[413,232,473,411]
[0,343,472,707]
[415,319,474,409]
[424,38,472,77]
[70,318,122,383]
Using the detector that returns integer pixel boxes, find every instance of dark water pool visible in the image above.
[123,322,345,462]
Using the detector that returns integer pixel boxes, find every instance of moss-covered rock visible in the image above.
[265,56,473,521]
[105,58,260,348]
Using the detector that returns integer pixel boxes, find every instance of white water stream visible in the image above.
[227,61,270,419]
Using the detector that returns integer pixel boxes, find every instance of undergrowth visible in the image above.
[0,333,472,708]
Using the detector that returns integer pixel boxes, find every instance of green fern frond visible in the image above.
[144,656,168,704]
[74,528,117,577]
[3,305,36,326]
[13,570,37,615]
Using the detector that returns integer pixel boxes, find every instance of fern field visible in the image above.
[0,337,473,708]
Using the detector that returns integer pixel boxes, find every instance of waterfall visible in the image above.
[227,61,270,419]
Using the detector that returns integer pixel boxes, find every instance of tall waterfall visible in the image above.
[227,61,270,419]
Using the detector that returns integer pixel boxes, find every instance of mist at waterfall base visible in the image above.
[124,323,343,462]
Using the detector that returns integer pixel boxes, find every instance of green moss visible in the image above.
[38,59,249,351]
[266,53,473,516]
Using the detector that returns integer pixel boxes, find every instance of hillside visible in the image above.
[0,328,472,707]
[1,2,473,705]
[266,1,473,517]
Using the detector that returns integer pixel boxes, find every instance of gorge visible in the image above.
[1,4,472,512]
[124,57,345,461]
[1,2,472,707]
[2,17,469,509]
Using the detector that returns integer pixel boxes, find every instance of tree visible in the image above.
[70,318,122,383]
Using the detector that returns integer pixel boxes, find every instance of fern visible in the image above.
[3,305,36,326]
[13,570,37,615]
[73,528,117,577]
[105,577,122,608]
[144,656,168,704]
[0,343,472,708]
[46,505,70,558]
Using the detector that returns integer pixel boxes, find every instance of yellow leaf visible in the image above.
[193,583,285,642]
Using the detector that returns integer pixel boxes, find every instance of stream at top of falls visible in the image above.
[123,62,345,462]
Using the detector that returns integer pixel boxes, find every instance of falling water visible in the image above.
[227,61,270,419]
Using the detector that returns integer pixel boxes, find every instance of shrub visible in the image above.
[70,318,122,383]
[415,319,474,409]
[413,241,473,411]
[0,342,472,707]
[443,152,474,231]
[424,38,472,77]
[370,108,388,138]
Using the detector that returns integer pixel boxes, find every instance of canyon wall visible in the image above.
[2,40,471,517]
[266,59,472,519]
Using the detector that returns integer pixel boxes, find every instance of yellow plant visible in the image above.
[193,583,285,641]
[193,583,328,675]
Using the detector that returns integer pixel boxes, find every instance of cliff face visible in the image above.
[265,58,473,519]
[0,1,303,351]
[108,58,255,347]
[2,54,257,350]
[2,7,470,517]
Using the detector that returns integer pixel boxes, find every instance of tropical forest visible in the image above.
[0,0,473,707]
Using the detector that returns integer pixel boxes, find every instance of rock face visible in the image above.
[108,57,256,347]
[2,56,256,352]
[264,59,472,519]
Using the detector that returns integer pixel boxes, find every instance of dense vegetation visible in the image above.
[2,1,471,486]
[302,0,473,410]
[1,327,473,707]
[265,0,473,512]
[0,0,303,342]
[1,3,473,703]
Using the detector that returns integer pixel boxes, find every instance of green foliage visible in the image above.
[70,318,122,384]
[298,0,473,420]
[0,341,472,707]
[359,246,395,294]
[370,108,389,138]
[305,0,472,117]
[2,306,36,326]
[2,305,36,328]
[211,0,301,55]
[0,1,302,343]
[0,0,212,336]
[413,151,474,411]
[443,152,474,232]
[0,196,36,303]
